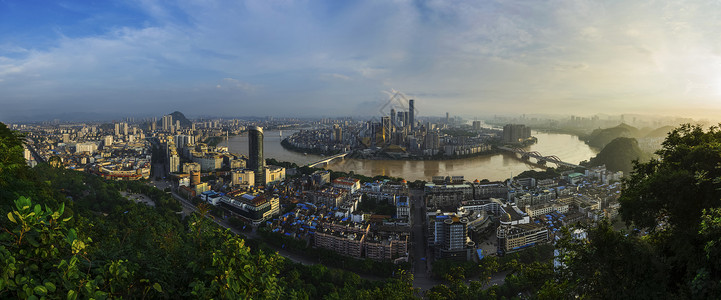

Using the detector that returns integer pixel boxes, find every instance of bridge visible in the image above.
[306,152,351,168]
[499,146,584,169]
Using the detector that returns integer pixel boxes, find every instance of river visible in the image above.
[225,129,598,182]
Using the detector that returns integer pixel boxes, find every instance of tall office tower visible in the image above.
[381,116,391,145]
[472,121,482,130]
[162,115,173,131]
[333,124,342,142]
[123,123,129,136]
[114,123,121,137]
[248,126,265,186]
[446,112,450,124]
[409,99,415,131]
[390,108,396,131]
[403,111,409,129]
[397,111,405,128]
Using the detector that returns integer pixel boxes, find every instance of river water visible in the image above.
[226,129,598,182]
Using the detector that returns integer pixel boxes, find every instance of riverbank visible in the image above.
[281,137,509,162]
[280,138,343,156]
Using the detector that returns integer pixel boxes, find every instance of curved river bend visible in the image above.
[226,130,598,182]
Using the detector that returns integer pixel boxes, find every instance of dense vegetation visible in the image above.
[515,168,561,180]
[543,124,721,298]
[581,123,639,149]
[585,137,650,175]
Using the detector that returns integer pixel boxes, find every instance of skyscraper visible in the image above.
[248,126,265,186]
[162,115,173,131]
[381,116,391,146]
[390,108,396,131]
[408,99,415,131]
[333,124,342,142]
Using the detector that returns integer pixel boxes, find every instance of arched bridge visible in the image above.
[306,152,351,168]
[499,146,584,169]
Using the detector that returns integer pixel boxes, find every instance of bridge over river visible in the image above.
[498,146,585,169]
[305,152,351,168]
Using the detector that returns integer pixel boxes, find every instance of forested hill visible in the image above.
[586,137,649,175]
[154,111,192,127]
[581,123,639,149]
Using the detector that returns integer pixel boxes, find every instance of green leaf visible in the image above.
[33,204,41,216]
[34,285,48,296]
[153,282,163,293]
[7,212,16,223]
[44,282,56,293]
[66,228,77,245]
[67,289,77,300]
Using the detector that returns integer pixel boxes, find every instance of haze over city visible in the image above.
[2,0,721,122]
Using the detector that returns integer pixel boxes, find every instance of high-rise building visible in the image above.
[103,136,113,148]
[409,99,415,131]
[381,116,391,145]
[403,111,409,130]
[434,214,471,260]
[114,123,121,137]
[162,115,173,131]
[472,121,482,130]
[123,123,128,136]
[446,112,450,124]
[502,124,531,144]
[397,111,405,128]
[248,126,265,186]
[390,108,396,131]
[169,154,180,173]
[333,124,342,142]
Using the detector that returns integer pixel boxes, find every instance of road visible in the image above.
[409,188,439,291]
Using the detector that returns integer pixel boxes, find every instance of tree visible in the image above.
[546,124,721,298]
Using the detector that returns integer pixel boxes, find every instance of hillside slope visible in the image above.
[587,137,649,175]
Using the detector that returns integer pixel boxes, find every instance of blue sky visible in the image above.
[2,0,721,121]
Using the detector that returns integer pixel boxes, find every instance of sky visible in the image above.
[2,0,721,121]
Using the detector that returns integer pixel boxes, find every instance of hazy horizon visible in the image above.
[3,1,721,121]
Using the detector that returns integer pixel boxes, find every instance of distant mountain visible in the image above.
[155,111,192,127]
[582,123,639,149]
[587,137,649,175]
[644,125,675,138]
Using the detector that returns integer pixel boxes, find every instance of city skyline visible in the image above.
[3,1,721,121]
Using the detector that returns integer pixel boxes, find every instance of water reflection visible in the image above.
[227,130,598,182]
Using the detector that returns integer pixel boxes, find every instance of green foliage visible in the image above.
[0,196,164,299]
[548,221,666,299]
[516,168,560,180]
[586,137,649,174]
[549,124,721,298]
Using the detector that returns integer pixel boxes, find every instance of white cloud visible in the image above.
[3,0,721,118]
